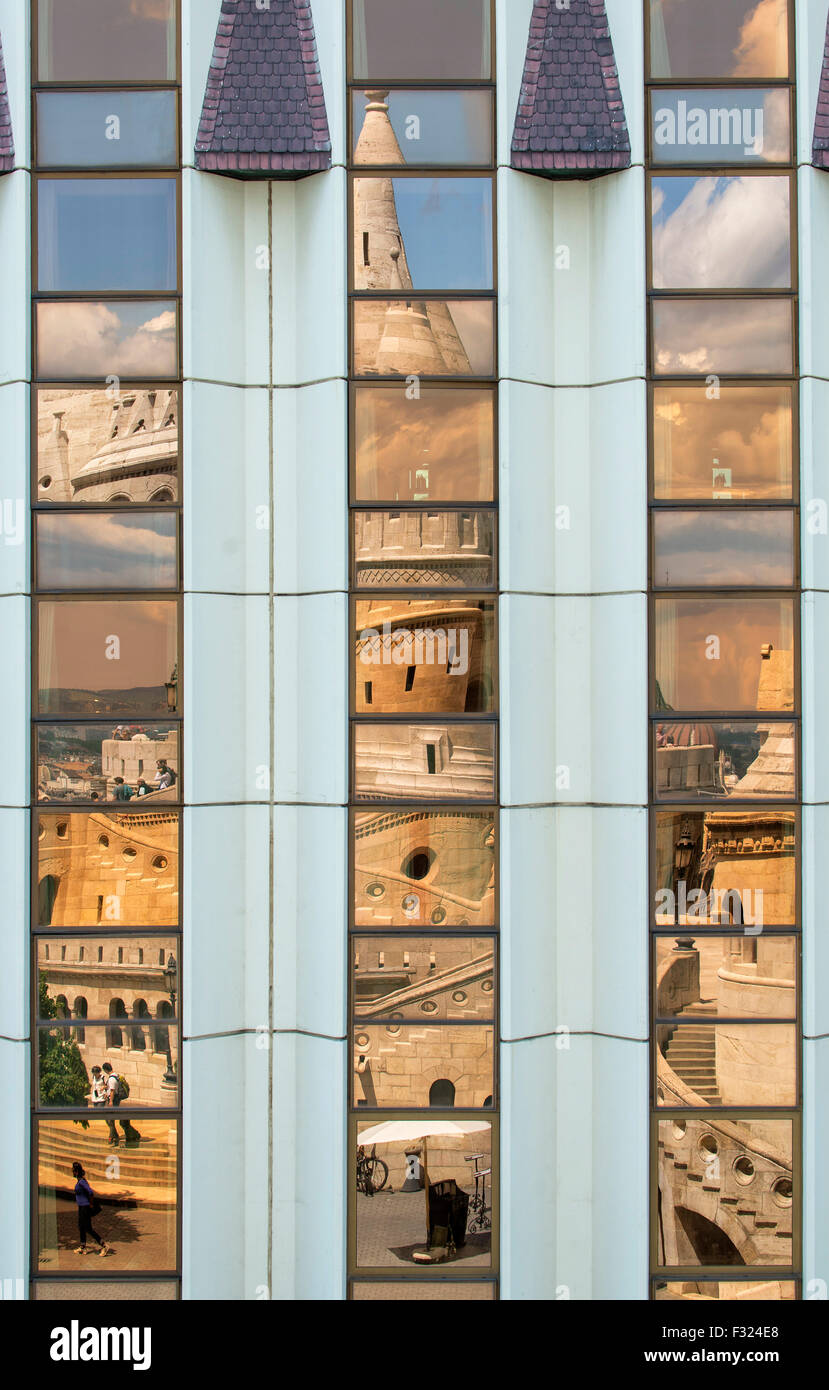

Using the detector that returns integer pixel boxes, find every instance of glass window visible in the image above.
[36,387,180,506]
[353,299,495,378]
[653,808,797,928]
[351,1280,496,1299]
[354,1116,494,1270]
[37,302,179,381]
[37,599,178,717]
[37,178,178,293]
[353,1024,494,1108]
[649,0,789,81]
[653,1280,796,1301]
[36,1118,178,1272]
[650,89,791,166]
[651,384,793,501]
[352,936,496,1020]
[353,807,496,928]
[353,177,493,292]
[653,720,796,801]
[651,176,791,290]
[353,386,495,503]
[352,0,491,81]
[352,90,493,167]
[656,1023,796,1107]
[37,0,178,82]
[652,510,795,587]
[654,935,796,1019]
[37,935,180,1005]
[34,1281,179,1300]
[651,299,794,376]
[653,596,796,713]
[37,91,179,170]
[36,811,180,928]
[354,598,496,714]
[36,512,178,591]
[35,724,181,804]
[354,723,496,801]
[353,510,496,589]
[656,1118,793,1268]
[38,1023,179,1109]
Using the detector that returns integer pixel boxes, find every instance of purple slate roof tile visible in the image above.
[195,0,331,176]
[814,8,829,169]
[511,0,630,177]
[0,32,14,174]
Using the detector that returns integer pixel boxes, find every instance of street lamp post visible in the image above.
[162,952,177,1086]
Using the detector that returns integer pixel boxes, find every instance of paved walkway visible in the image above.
[38,1194,176,1273]
[357,1189,492,1269]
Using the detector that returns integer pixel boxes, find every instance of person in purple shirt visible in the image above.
[72,1161,111,1257]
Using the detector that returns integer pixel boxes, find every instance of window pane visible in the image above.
[650,89,790,166]
[37,0,177,82]
[654,720,796,801]
[652,299,793,376]
[36,811,180,928]
[354,510,495,588]
[654,935,796,1019]
[36,512,178,590]
[354,723,496,800]
[37,91,178,170]
[355,1117,493,1270]
[657,1118,793,1267]
[38,179,177,293]
[354,598,496,714]
[652,510,795,587]
[352,0,491,80]
[657,1023,796,1107]
[353,299,495,378]
[36,724,181,804]
[653,808,796,927]
[353,1024,494,1108]
[652,384,793,501]
[37,302,179,381]
[654,1280,796,1301]
[353,90,493,167]
[352,1281,496,1300]
[36,1118,178,1272]
[38,1023,179,1109]
[649,0,789,80]
[37,936,180,1015]
[353,807,496,928]
[653,596,795,713]
[37,599,178,717]
[354,178,493,291]
[353,936,495,1020]
[353,387,495,503]
[36,387,179,505]
[34,1281,178,1300]
[651,176,791,290]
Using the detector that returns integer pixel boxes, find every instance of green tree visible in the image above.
[38,973,91,1116]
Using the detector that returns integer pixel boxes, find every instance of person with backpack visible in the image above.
[102,1062,140,1146]
[72,1162,111,1257]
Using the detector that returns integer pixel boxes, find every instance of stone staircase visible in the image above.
[38,1124,176,1211]
[664,1003,721,1104]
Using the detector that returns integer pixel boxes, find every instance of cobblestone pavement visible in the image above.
[356,1190,492,1269]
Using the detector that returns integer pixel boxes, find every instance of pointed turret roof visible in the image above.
[195,0,331,176]
[0,32,14,173]
[511,0,630,177]
[813,8,829,169]
[354,90,405,167]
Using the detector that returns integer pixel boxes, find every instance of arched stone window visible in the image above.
[429,1078,455,1108]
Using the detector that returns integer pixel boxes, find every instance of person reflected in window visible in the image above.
[72,1162,111,1257]
[113,776,134,801]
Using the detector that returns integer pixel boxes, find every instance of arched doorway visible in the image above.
[38,876,60,925]
[107,998,127,1049]
[73,996,88,1045]
[429,1078,456,1107]
[131,998,150,1050]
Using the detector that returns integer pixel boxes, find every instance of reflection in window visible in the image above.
[37,301,179,381]
[652,510,795,587]
[656,1118,793,1268]
[37,0,177,82]
[37,92,179,169]
[351,1280,495,1300]
[653,720,796,801]
[36,723,181,805]
[651,384,793,501]
[352,0,491,81]
[654,935,796,1019]
[353,936,495,1020]
[36,1119,178,1273]
[651,176,791,290]
[353,299,495,378]
[649,0,789,80]
[651,298,793,376]
[353,510,495,588]
[34,1281,179,1300]
[36,513,178,591]
[656,1023,796,1107]
[354,599,496,714]
[37,936,179,1008]
[353,178,493,291]
[354,723,496,801]
[653,596,795,712]
[352,90,493,168]
[37,599,178,717]
[653,1280,796,1301]
[38,1023,178,1108]
[36,387,179,505]
[353,1025,493,1108]
[653,808,797,927]
[353,386,495,502]
[649,89,791,166]
[37,179,178,293]
[353,807,496,928]
[36,812,179,928]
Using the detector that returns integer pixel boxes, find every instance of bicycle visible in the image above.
[356,1144,389,1196]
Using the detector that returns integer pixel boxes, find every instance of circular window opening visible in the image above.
[122,847,137,861]
[365,882,385,900]
[355,1032,370,1049]
[152,855,167,871]
[403,848,435,882]
[431,907,446,925]
[481,979,494,994]
[671,1121,687,1141]
[386,1022,402,1037]
[98,835,109,848]
[402,893,420,917]
[39,476,52,490]
[420,1000,438,1014]
[698,1134,718,1162]
[734,1156,755,1185]
[56,822,68,839]
[772,1178,793,1208]
[452,990,467,1004]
